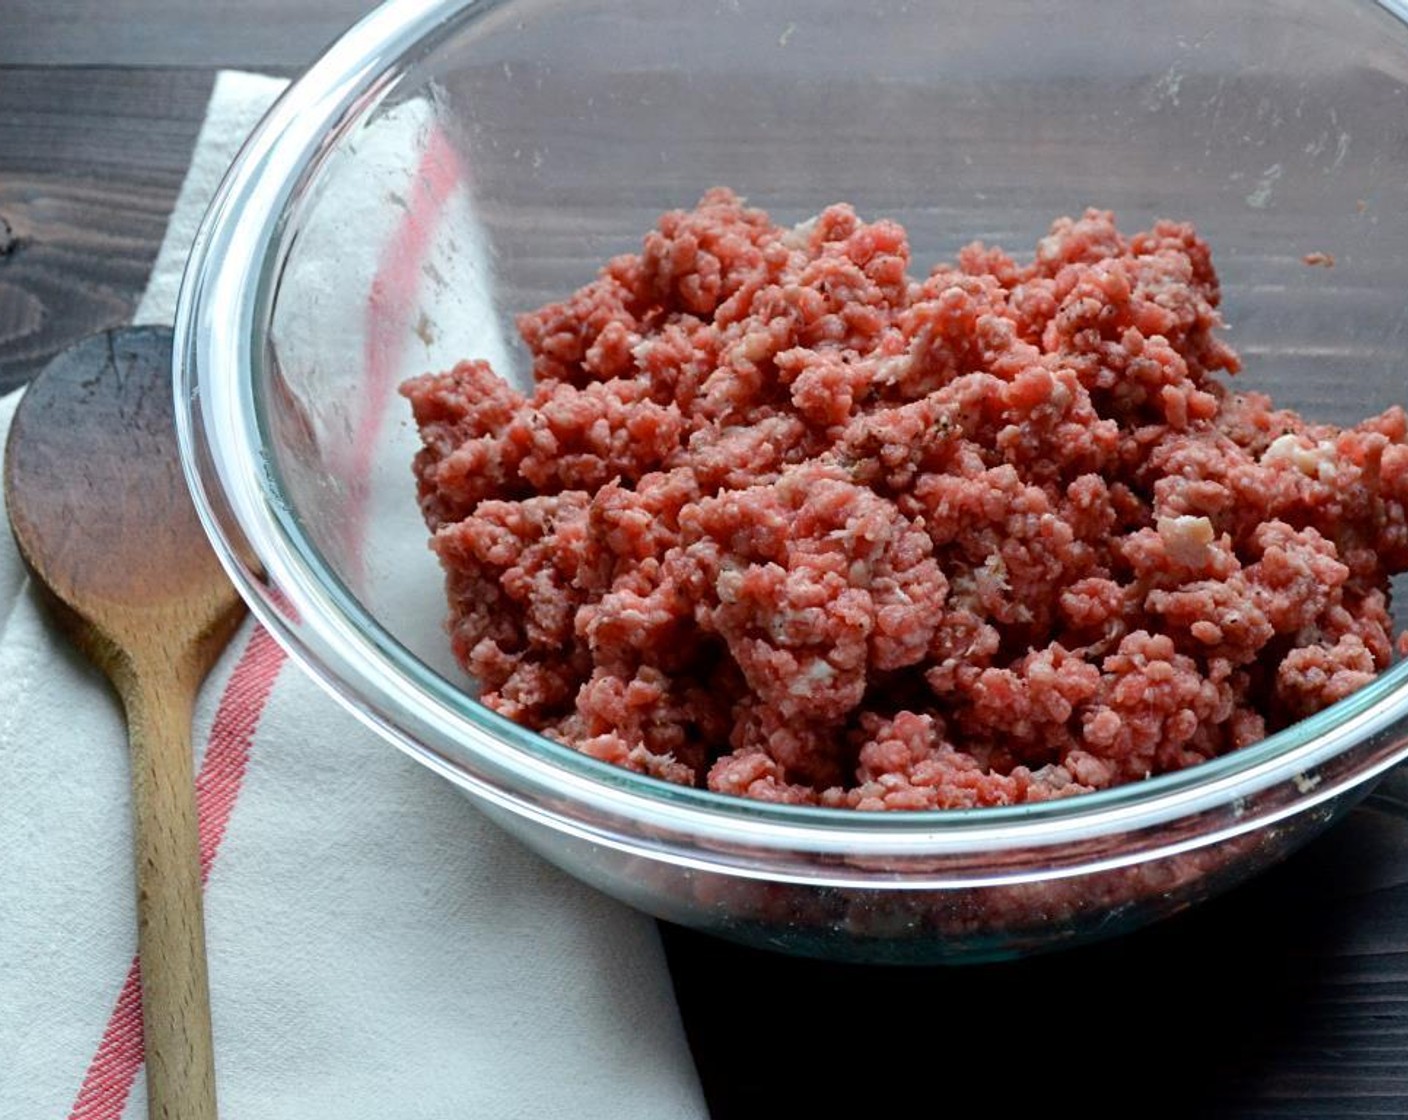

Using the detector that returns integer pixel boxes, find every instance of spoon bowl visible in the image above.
[5,326,241,1120]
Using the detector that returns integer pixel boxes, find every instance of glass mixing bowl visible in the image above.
[177,0,1408,963]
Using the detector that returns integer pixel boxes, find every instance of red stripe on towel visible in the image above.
[355,125,462,542]
[195,625,287,880]
[67,627,286,1120]
[362,125,461,448]
[65,958,143,1120]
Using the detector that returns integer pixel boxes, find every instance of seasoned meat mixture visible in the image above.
[402,189,1408,809]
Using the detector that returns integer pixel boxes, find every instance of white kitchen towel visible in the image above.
[0,70,707,1120]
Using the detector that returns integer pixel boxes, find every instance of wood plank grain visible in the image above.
[0,0,374,69]
[0,68,214,392]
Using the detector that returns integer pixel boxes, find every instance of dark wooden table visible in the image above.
[8,4,1408,1117]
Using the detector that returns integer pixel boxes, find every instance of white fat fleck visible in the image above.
[1157,514,1215,567]
[782,216,818,250]
[981,553,1010,590]
[1293,771,1322,795]
[873,355,912,385]
[732,331,772,364]
[1262,432,1300,463]
[1262,433,1337,479]
[790,660,836,694]
[716,570,743,605]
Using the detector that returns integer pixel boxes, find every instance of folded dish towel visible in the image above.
[0,70,706,1120]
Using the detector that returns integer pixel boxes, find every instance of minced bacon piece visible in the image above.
[402,190,1407,809]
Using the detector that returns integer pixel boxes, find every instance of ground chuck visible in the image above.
[402,188,1408,810]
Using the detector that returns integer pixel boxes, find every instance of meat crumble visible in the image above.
[402,189,1408,810]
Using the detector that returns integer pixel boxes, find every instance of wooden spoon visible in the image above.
[5,326,241,1120]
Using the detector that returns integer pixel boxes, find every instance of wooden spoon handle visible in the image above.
[124,670,219,1120]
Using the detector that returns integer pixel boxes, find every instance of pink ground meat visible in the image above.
[402,188,1408,809]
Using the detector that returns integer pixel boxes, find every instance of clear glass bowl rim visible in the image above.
[174,0,1408,881]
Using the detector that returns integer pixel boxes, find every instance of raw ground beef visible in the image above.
[402,188,1408,810]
